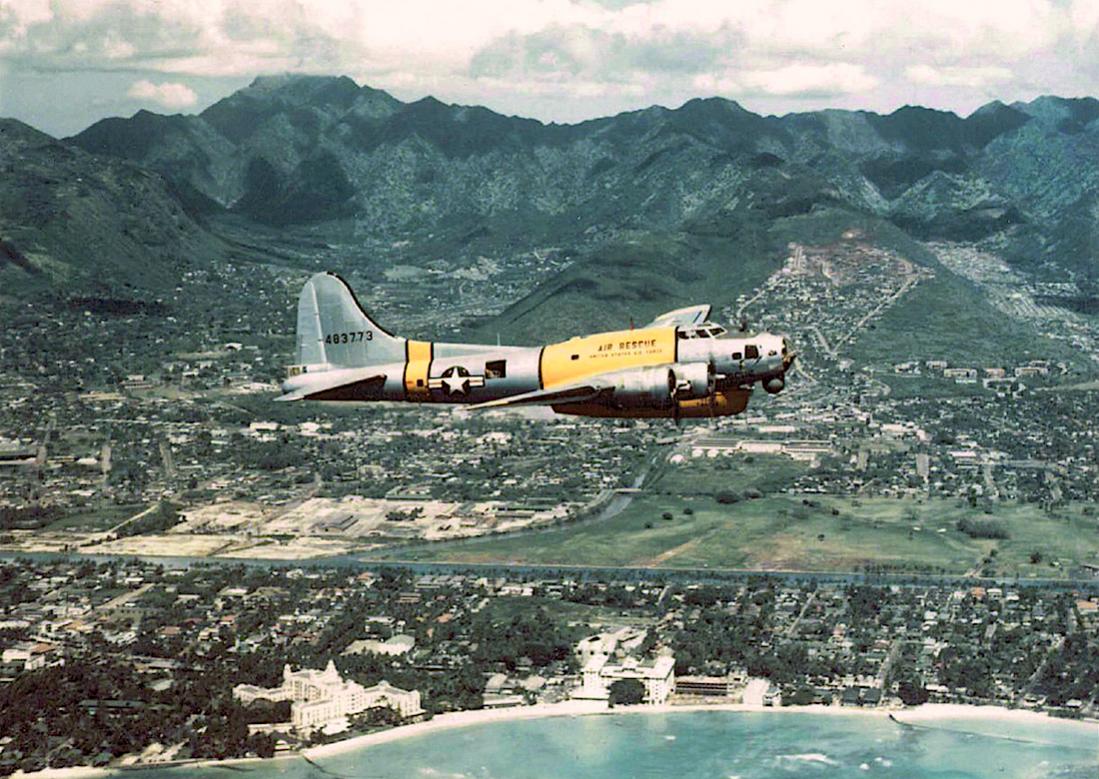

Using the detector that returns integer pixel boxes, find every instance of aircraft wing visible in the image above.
[275,371,386,402]
[644,304,711,329]
[468,380,610,410]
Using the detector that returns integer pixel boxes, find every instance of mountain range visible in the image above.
[66,75,1099,279]
[3,74,1098,366]
[0,118,229,297]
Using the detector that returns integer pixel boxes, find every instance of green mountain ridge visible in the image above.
[0,119,228,297]
[2,76,1096,378]
[66,77,1099,283]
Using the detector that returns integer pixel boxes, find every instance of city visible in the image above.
[2,233,1098,774]
[0,558,1095,773]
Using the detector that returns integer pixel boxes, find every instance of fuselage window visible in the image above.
[732,351,742,360]
[486,359,507,379]
[745,344,760,360]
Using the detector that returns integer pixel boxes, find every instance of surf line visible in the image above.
[300,753,353,778]
[888,713,1085,749]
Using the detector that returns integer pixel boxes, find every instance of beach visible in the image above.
[17,701,1098,778]
[303,700,1099,760]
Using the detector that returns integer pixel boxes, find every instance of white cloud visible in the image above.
[905,65,1012,88]
[692,63,878,98]
[127,79,198,109]
[0,0,53,36]
[0,0,1092,124]
[741,63,879,97]
[0,0,1069,77]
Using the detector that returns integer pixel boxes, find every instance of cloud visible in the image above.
[0,1,1068,78]
[905,65,1012,88]
[740,63,879,97]
[0,0,1092,125]
[692,63,878,99]
[127,79,198,109]
[471,24,739,82]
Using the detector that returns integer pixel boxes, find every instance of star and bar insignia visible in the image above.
[428,365,486,396]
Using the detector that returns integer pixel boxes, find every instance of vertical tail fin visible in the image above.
[294,272,404,370]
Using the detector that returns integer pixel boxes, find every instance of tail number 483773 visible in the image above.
[324,331,373,344]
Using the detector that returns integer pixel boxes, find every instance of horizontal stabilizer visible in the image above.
[276,372,386,402]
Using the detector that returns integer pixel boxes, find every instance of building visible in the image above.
[944,367,978,381]
[233,661,423,730]
[575,654,676,704]
[576,633,618,666]
[1,641,60,672]
[343,634,415,657]
[675,675,738,698]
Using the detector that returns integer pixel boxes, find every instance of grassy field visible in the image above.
[45,504,143,532]
[481,596,651,629]
[369,459,1099,578]
[880,374,986,400]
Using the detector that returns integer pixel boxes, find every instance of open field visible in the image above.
[368,461,1099,577]
[481,595,651,629]
[880,374,986,400]
[44,504,143,532]
[646,452,808,496]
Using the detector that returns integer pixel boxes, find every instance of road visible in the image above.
[1015,636,1065,706]
[4,550,1098,592]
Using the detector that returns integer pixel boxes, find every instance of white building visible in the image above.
[233,661,423,731]
[1,641,60,672]
[576,633,618,666]
[343,634,415,657]
[575,654,676,704]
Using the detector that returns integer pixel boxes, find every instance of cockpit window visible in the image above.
[678,323,726,339]
[745,344,760,360]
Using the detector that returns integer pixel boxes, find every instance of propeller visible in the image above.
[708,361,721,428]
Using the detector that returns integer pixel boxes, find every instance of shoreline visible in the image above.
[303,700,1099,759]
[16,701,1098,778]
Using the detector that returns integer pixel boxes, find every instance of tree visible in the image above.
[608,679,645,707]
[897,680,929,706]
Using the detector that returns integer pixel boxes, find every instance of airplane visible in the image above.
[277,272,795,420]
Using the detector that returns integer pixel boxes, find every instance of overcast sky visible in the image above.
[2,0,1099,137]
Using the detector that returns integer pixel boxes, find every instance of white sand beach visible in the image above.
[889,703,1099,735]
[18,700,1097,776]
[303,699,1099,760]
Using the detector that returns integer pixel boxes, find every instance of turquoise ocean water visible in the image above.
[120,711,1098,779]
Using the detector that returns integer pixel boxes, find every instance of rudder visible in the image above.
[295,272,404,369]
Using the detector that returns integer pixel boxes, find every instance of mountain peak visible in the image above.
[969,100,1008,117]
[1016,95,1099,132]
[0,117,56,149]
[247,73,353,91]
[678,96,748,115]
[242,73,362,108]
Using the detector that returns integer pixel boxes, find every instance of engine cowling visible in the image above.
[611,366,676,408]
[671,361,715,400]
